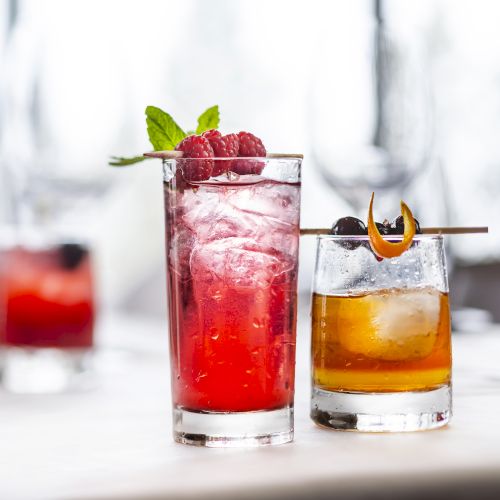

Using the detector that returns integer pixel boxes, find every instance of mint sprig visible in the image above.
[108,155,151,167]
[196,105,220,134]
[108,104,219,167]
[146,106,187,151]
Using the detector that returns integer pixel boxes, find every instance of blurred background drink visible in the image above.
[310,234,452,432]
[163,156,301,446]
[0,237,96,393]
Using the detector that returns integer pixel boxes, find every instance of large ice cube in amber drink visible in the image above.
[336,288,440,361]
[312,288,451,392]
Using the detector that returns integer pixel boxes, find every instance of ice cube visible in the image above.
[180,188,221,233]
[179,182,299,285]
[225,181,300,225]
[181,186,298,264]
[184,200,257,243]
[169,226,195,279]
[338,288,441,361]
[190,237,287,289]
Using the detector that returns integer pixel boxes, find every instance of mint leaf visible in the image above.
[109,155,150,167]
[196,105,219,134]
[146,106,186,151]
[109,106,221,168]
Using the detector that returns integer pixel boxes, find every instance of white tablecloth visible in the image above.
[1,312,500,499]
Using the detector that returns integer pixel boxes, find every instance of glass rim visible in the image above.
[317,234,444,241]
[163,156,303,162]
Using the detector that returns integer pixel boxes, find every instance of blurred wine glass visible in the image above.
[309,0,434,218]
[0,0,115,232]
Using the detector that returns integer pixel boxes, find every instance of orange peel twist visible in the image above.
[367,192,416,259]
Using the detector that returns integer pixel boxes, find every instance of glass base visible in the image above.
[0,346,94,394]
[311,385,451,432]
[173,406,294,447]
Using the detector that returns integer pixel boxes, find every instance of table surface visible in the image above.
[1,311,500,500]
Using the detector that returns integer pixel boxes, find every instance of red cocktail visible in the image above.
[108,104,302,445]
[0,243,95,392]
[1,245,94,347]
[164,157,301,446]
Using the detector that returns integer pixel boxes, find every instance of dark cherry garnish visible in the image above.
[330,217,367,236]
[391,215,422,234]
[59,243,88,270]
[375,221,391,235]
[331,217,367,251]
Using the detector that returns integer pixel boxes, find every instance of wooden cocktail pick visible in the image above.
[143,151,304,159]
[300,227,489,236]
[143,151,183,159]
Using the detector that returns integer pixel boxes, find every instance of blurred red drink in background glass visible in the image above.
[0,243,95,393]
[0,245,94,348]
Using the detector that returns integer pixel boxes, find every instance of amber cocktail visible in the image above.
[310,235,452,432]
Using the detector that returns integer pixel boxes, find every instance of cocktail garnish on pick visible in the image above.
[367,192,416,259]
[109,104,291,181]
[109,105,219,167]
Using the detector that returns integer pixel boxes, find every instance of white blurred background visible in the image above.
[0,0,498,322]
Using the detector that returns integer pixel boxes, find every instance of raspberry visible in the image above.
[202,130,239,176]
[175,135,214,181]
[233,131,267,175]
[237,131,266,157]
[201,129,221,142]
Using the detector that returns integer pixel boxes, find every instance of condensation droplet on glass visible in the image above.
[253,318,264,329]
